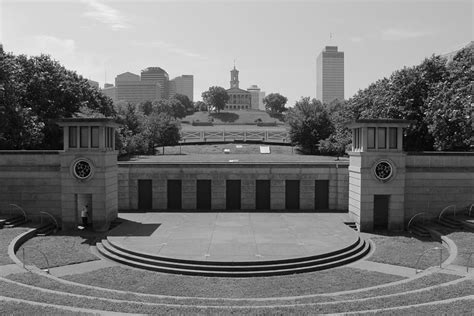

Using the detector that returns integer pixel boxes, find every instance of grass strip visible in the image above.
[0,300,96,316]
[17,234,100,269]
[368,234,449,269]
[0,227,30,265]
[7,271,460,306]
[0,278,471,314]
[356,297,474,315]
[62,266,402,298]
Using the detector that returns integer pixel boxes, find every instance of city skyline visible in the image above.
[1,0,471,105]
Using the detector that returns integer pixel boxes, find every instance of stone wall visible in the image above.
[0,151,61,222]
[117,162,349,211]
[404,152,474,220]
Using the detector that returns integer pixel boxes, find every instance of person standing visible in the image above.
[81,204,89,228]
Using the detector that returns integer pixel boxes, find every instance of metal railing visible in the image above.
[438,204,457,221]
[21,247,50,274]
[40,211,59,232]
[407,212,427,232]
[415,246,443,273]
[9,204,27,221]
[468,204,474,217]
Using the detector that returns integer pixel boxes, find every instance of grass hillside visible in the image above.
[183,110,284,124]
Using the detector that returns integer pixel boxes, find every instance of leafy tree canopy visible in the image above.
[287,97,334,154]
[344,47,471,152]
[173,94,194,114]
[264,93,288,114]
[0,52,115,149]
[201,86,229,113]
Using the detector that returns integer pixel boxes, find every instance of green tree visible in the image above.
[139,100,154,115]
[201,86,229,113]
[173,94,194,114]
[319,99,352,156]
[194,101,207,112]
[0,52,115,149]
[287,97,334,154]
[142,112,181,154]
[425,47,472,151]
[264,93,288,114]
[152,99,186,119]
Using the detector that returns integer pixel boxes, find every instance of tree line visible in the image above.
[287,46,472,154]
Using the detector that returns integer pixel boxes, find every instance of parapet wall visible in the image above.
[404,152,474,220]
[0,151,62,222]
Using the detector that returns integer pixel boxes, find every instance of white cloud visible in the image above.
[82,0,130,30]
[381,27,429,41]
[132,40,207,60]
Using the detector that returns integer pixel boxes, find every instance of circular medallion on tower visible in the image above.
[71,158,94,181]
[373,159,394,183]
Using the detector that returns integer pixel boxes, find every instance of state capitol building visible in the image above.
[225,65,265,111]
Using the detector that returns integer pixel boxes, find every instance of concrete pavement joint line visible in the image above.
[204,212,218,260]
[0,295,130,315]
[337,295,474,316]
[0,275,471,309]
[248,213,261,258]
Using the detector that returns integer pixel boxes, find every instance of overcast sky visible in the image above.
[1,0,472,105]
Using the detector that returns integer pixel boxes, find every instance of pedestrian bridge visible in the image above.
[180,130,290,143]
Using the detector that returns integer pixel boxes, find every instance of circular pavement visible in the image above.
[107,212,358,262]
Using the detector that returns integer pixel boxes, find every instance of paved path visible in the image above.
[108,212,358,262]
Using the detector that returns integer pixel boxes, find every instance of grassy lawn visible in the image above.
[367,233,449,269]
[0,227,31,265]
[0,277,471,314]
[16,232,101,269]
[158,143,296,155]
[0,301,95,316]
[62,266,402,298]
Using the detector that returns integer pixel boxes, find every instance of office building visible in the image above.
[115,72,161,104]
[247,85,265,110]
[169,75,194,101]
[102,83,117,102]
[316,46,344,104]
[141,67,169,99]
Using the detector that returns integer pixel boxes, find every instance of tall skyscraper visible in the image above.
[169,75,194,101]
[316,46,344,104]
[141,67,169,99]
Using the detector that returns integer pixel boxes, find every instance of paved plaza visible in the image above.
[108,212,358,262]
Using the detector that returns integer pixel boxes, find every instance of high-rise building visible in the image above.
[169,75,194,101]
[115,72,161,104]
[141,67,169,99]
[316,46,344,104]
[102,83,117,102]
[87,79,99,89]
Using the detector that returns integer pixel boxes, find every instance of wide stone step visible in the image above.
[96,238,370,277]
[36,223,56,236]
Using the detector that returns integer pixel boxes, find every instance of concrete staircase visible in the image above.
[96,237,371,277]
